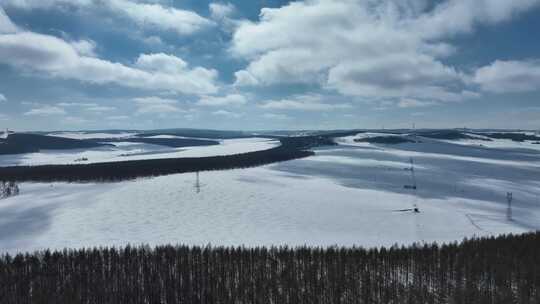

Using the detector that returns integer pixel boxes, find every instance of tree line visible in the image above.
[0,181,19,199]
[1,232,538,303]
[0,146,314,182]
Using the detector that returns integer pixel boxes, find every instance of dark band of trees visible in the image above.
[0,145,313,182]
[1,232,539,303]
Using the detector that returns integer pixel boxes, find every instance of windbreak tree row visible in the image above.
[1,232,539,304]
[0,146,313,182]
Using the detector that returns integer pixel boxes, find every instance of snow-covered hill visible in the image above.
[1,131,539,254]
[0,137,278,167]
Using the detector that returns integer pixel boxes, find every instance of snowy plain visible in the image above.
[0,137,278,167]
[1,133,539,254]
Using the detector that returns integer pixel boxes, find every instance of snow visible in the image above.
[47,131,138,140]
[335,132,403,146]
[1,134,539,254]
[0,137,279,167]
[443,137,540,152]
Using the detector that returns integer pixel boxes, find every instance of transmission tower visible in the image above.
[403,157,419,213]
[195,171,201,193]
[506,192,513,221]
[404,158,417,190]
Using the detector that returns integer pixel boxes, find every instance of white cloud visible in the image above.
[86,105,116,112]
[142,35,165,47]
[70,39,97,57]
[234,70,259,86]
[55,102,115,112]
[231,0,540,102]
[212,109,242,118]
[209,2,236,20]
[197,94,247,106]
[0,7,18,34]
[0,28,218,94]
[397,98,435,108]
[473,59,540,93]
[326,53,465,101]
[0,0,93,10]
[1,0,213,36]
[134,96,184,115]
[135,53,188,74]
[209,2,239,32]
[56,102,98,107]
[24,105,66,116]
[260,94,352,111]
[109,0,214,35]
[0,93,6,102]
[410,0,540,39]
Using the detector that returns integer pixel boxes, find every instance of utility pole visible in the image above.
[403,157,419,213]
[506,192,513,221]
[410,158,417,190]
[195,171,201,193]
[410,158,419,213]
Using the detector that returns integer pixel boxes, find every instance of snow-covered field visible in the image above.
[0,137,278,166]
[1,132,539,254]
[47,131,138,140]
[444,137,540,151]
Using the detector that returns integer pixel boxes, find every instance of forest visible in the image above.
[0,135,344,182]
[1,232,538,304]
[0,145,314,182]
[354,136,416,144]
[0,133,110,155]
[88,137,220,148]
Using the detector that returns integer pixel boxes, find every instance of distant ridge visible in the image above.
[0,133,111,155]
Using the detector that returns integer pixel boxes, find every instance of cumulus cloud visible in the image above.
[197,94,247,106]
[209,2,239,32]
[70,39,97,57]
[56,102,98,107]
[231,0,539,103]
[0,26,218,94]
[24,105,66,116]
[0,93,6,102]
[410,0,540,39]
[209,2,236,20]
[260,94,352,111]
[0,7,18,33]
[326,53,465,101]
[1,0,213,36]
[0,0,93,10]
[134,53,187,74]
[473,59,540,93]
[233,70,259,86]
[55,102,115,112]
[108,0,214,35]
[134,96,184,115]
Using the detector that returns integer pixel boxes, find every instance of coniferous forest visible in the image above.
[0,146,313,182]
[1,232,539,304]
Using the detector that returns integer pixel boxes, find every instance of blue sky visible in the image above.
[0,0,539,131]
